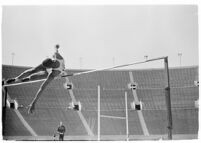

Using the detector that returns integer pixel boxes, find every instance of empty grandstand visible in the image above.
[2,64,198,140]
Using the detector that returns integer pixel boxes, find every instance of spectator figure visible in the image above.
[57,121,66,141]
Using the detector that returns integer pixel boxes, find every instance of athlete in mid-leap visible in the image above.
[5,44,66,114]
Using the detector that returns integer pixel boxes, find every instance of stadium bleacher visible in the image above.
[2,65,198,140]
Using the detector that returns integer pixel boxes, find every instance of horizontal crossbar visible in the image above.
[62,56,166,77]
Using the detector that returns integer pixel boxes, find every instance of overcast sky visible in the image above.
[2,5,198,69]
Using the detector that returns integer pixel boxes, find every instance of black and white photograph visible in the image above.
[1,1,199,141]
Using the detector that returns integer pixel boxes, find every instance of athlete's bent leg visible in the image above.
[28,70,61,114]
[6,64,46,84]
[16,64,46,80]
[22,71,49,82]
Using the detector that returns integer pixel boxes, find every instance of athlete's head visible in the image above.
[55,44,60,49]
[55,44,60,54]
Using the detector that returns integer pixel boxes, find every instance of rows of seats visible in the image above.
[68,70,130,89]
[69,67,198,136]
[3,108,31,137]
[5,80,87,136]
[169,67,198,87]
[2,65,198,139]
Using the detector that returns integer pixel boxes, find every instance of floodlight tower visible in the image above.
[178,53,182,66]
[112,57,115,66]
[11,52,15,65]
[79,57,83,69]
[144,55,148,61]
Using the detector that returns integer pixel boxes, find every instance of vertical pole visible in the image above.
[3,87,8,108]
[97,85,100,141]
[2,87,8,136]
[79,57,83,69]
[178,53,182,67]
[11,52,15,65]
[164,57,173,140]
[144,55,148,61]
[125,92,129,141]
[112,57,115,66]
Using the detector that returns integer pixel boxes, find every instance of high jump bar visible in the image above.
[2,56,167,87]
[62,56,167,77]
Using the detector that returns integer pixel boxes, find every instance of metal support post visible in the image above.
[97,85,100,141]
[164,57,173,140]
[125,92,129,141]
[2,87,8,136]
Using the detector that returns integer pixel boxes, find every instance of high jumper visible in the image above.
[3,44,66,114]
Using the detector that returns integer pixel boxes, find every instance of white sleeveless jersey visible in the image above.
[46,58,65,74]
[52,58,65,71]
[46,53,65,76]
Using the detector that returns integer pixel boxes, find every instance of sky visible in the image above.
[1,5,198,69]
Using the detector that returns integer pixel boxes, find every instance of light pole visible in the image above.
[79,57,83,69]
[178,53,182,66]
[112,57,115,66]
[144,55,148,61]
[11,52,15,65]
